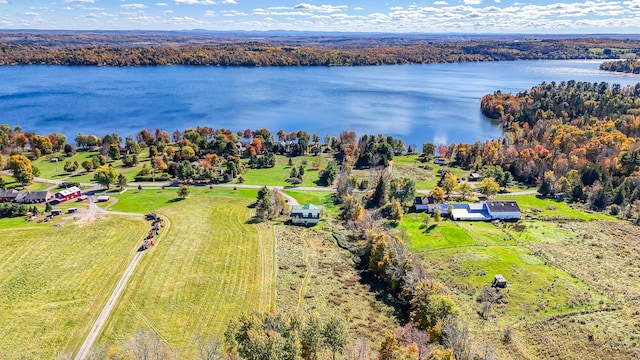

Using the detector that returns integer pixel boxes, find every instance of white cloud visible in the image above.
[293,3,347,13]
[121,3,147,9]
[173,0,217,4]
[354,6,364,10]
[434,1,448,4]
[0,0,8,4]
[463,0,482,4]
[24,12,39,16]
[62,0,95,3]
[221,0,237,3]
[168,16,206,24]
[155,2,169,6]
[204,10,215,16]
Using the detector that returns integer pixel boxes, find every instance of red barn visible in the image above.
[55,186,82,202]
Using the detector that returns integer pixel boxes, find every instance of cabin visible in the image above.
[97,195,110,202]
[492,274,507,288]
[55,186,82,202]
[16,191,53,204]
[468,173,483,181]
[290,203,323,226]
[485,201,521,220]
[0,189,20,203]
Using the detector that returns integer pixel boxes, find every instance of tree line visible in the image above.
[1,38,639,67]
[600,59,640,74]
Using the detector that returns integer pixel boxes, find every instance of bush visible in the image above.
[58,182,80,189]
[133,173,170,182]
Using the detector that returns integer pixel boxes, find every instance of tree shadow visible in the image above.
[167,198,185,203]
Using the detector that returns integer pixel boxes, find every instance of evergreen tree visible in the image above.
[371,175,389,208]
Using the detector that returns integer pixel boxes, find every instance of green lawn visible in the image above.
[108,186,258,214]
[99,195,275,358]
[510,195,617,221]
[282,189,340,216]
[0,216,148,359]
[240,154,330,187]
[31,152,98,180]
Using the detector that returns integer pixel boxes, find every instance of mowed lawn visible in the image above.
[0,216,148,359]
[99,194,275,357]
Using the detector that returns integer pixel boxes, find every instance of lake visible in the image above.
[1,60,639,146]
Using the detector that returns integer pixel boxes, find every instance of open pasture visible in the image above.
[99,194,274,358]
[0,216,147,359]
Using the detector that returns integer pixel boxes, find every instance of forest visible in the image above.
[1,33,640,66]
[481,80,640,213]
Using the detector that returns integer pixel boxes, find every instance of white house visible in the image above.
[290,203,323,225]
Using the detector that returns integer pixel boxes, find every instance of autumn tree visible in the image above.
[8,154,33,187]
[94,165,118,189]
[458,182,473,201]
[431,186,445,203]
[477,177,499,198]
[441,173,458,198]
[178,184,191,199]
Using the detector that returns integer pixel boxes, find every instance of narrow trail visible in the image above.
[296,228,312,314]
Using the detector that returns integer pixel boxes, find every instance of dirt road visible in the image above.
[74,250,144,360]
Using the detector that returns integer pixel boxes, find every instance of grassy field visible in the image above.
[239,154,331,187]
[400,213,608,325]
[510,195,617,221]
[98,194,275,357]
[0,216,148,359]
[275,225,401,345]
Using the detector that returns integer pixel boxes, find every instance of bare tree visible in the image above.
[442,317,471,360]
[194,335,221,360]
[121,330,172,360]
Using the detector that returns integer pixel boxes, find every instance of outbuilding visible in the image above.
[492,274,507,288]
[55,186,82,202]
[51,209,62,216]
[97,195,110,202]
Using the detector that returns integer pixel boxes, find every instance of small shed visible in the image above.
[51,209,62,216]
[97,195,110,202]
[492,274,507,288]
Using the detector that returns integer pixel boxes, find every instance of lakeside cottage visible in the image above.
[413,196,521,221]
[290,203,323,226]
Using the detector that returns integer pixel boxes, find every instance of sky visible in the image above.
[1,0,639,33]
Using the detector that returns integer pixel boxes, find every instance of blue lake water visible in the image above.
[1,60,639,146]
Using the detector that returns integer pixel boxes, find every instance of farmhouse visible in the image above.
[55,186,82,202]
[290,203,323,225]
[414,197,521,221]
[16,191,53,204]
[0,189,20,203]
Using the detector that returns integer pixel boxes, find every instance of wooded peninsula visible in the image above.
[1,32,639,66]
